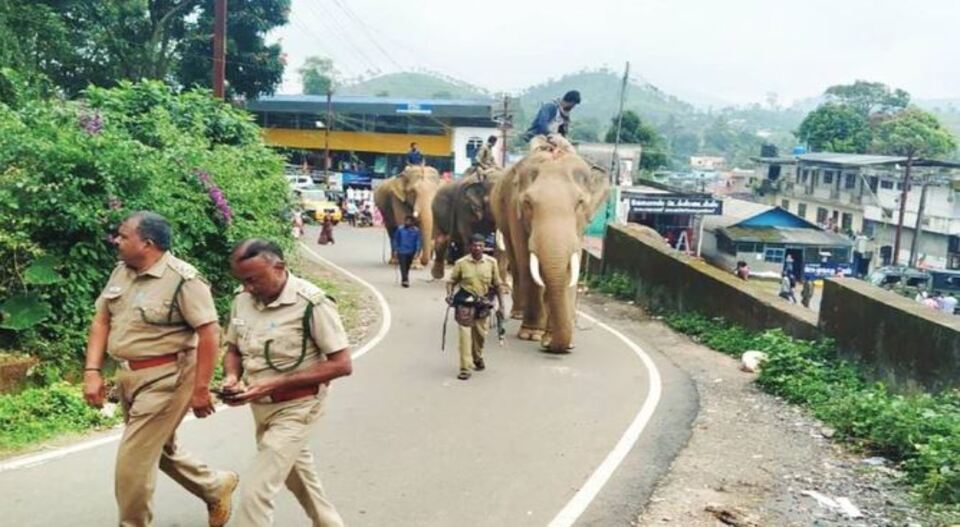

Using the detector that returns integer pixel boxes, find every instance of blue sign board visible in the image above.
[396,103,433,115]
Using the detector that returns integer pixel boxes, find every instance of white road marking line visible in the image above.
[548,311,663,527]
[0,243,392,474]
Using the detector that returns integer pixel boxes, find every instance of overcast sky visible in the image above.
[269,0,960,106]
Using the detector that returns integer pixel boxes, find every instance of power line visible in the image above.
[304,0,383,75]
[326,0,405,72]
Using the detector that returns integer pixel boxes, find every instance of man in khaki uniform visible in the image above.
[222,239,353,527]
[446,234,504,380]
[473,135,499,173]
[83,211,238,527]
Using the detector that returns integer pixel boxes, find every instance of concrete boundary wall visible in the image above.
[600,224,819,340]
[820,278,960,393]
[598,223,960,393]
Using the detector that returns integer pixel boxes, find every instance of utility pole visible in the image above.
[212,0,227,99]
[609,61,630,186]
[499,94,509,167]
[909,174,930,267]
[892,156,914,265]
[325,87,333,174]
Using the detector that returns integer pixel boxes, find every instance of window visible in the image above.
[816,207,828,224]
[717,235,737,256]
[802,169,810,182]
[781,199,790,210]
[869,176,879,193]
[737,242,758,253]
[797,203,807,218]
[841,213,853,232]
[823,170,834,185]
[465,137,483,160]
[844,173,857,189]
[764,247,785,263]
[880,180,894,190]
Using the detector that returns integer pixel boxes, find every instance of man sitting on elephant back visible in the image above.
[522,90,580,142]
[472,135,499,178]
[446,234,504,380]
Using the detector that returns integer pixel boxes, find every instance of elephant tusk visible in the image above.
[529,253,545,288]
[496,230,506,251]
[569,252,581,288]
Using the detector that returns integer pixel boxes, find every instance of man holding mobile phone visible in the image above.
[222,238,353,526]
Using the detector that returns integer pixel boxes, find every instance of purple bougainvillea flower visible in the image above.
[79,112,103,135]
[194,169,233,225]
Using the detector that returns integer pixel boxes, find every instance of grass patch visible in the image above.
[586,272,637,300]
[665,311,960,508]
[0,383,120,454]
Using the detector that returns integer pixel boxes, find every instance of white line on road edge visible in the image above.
[548,310,663,527]
[0,243,392,474]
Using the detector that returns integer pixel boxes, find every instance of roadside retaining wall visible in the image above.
[599,223,960,393]
[600,223,819,340]
[820,278,960,393]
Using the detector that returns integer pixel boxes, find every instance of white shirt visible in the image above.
[940,296,957,315]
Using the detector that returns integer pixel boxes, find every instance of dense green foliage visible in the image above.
[873,106,958,160]
[0,79,291,376]
[299,56,339,95]
[795,103,872,153]
[665,312,960,505]
[0,0,289,99]
[0,382,120,451]
[825,80,911,117]
[604,111,668,170]
[586,272,637,300]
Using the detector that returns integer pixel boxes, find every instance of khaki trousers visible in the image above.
[458,315,490,371]
[235,396,343,527]
[115,355,222,527]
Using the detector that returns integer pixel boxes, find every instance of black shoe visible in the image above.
[473,359,485,371]
[401,281,409,288]
[457,370,471,380]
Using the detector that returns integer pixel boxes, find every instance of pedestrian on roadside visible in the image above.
[446,234,504,380]
[222,239,352,527]
[345,200,358,227]
[940,291,958,315]
[393,215,422,288]
[83,211,237,527]
[291,209,304,239]
[778,272,797,303]
[734,260,750,280]
[923,292,941,310]
[801,278,814,308]
[317,213,335,245]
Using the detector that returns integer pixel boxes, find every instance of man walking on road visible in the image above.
[83,211,237,527]
[446,234,504,380]
[222,239,353,526]
[394,215,422,287]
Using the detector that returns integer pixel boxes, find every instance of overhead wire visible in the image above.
[326,0,405,72]
[303,0,383,76]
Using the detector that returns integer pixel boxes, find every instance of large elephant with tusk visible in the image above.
[491,135,608,352]
[373,165,442,266]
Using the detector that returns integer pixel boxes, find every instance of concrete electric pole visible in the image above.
[212,0,227,99]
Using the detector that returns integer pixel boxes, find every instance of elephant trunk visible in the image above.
[416,194,435,267]
[532,246,577,352]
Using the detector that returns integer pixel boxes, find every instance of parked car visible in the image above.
[929,269,960,297]
[286,174,313,190]
[867,266,931,290]
[296,187,342,223]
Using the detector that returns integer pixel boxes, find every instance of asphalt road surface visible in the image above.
[0,226,697,526]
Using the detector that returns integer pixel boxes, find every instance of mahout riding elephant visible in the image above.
[373,165,441,266]
[491,135,608,353]
[430,169,503,279]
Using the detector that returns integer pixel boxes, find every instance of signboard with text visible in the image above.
[623,192,723,216]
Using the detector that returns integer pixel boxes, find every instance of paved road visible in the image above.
[0,226,696,526]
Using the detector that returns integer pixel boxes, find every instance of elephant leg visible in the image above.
[431,236,448,279]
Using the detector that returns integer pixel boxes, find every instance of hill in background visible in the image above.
[337,71,490,100]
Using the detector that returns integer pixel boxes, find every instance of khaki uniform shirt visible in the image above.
[95,252,218,360]
[449,254,501,297]
[225,274,349,387]
[474,143,497,169]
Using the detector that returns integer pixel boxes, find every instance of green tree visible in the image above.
[872,107,957,264]
[177,0,289,99]
[605,110,668,169]
[298,56,338,95]
[570,116,601,142]
[825,80,910,117]
[796,103,872,153]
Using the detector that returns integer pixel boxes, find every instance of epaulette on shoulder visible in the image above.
[167,259,199,280]
[297,287,328,305]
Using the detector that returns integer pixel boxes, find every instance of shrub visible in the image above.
[0,382,119,451]
[664,311,960,505]
[0,79,292,375]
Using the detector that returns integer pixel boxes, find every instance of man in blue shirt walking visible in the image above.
[523,90,581,142]
[393,215,422,287]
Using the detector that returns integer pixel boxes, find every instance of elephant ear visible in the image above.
[579,163,610,216]
[390,177,407,202]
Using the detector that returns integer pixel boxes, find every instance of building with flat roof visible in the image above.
[753,152,960,270]
[246,94,500,178]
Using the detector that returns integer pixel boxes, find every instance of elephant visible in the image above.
[430,170,503,280]
[491,135,608,353]
[373,165,442,267]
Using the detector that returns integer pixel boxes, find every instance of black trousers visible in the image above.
[398,253,415,284]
